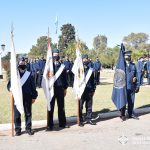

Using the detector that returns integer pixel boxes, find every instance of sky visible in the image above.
[0,0,150,55]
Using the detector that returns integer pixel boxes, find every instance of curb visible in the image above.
[0,107,150,131]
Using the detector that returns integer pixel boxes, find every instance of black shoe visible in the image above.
[87,120,96,125]
[15,131,21,136]
[26,129,34,135]
[79,122,84,127]
[46,126,53,131]
[59,125,70,128]
[129,115,139,120]
[120,116,126,121]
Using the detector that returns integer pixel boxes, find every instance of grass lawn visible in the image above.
[0,70,150,124]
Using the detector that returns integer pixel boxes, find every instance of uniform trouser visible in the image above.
[31,71,37,87]
[138,72,144,85]
[70,72,74,87]
[95,71,100,84]
[37,70,42,87]
[120,90,135,117]
[79,88,93,122]
[66,72,71,86]
[147,73,150,85]
[14,94,32,132]
[48,87,66,127]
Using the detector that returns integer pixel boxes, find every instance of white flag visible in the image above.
[72,49,85,99]
[10,28,24,114]
[41,28,54,111]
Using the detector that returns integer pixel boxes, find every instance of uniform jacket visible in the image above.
[146,60,150,73]
[53,61,68,90]
[94,61,101,71]
[7,71,38,99]
[126,62,140,91]
[136,60,144,73]
[84,64,96,93]
[63,60,71,71]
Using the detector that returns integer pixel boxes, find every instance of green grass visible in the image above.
[0,70,150,124]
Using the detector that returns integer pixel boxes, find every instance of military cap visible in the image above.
[124,49,132,56]
[82,54,88,59]
[52,49,60,53]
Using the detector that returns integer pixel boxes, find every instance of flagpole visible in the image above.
[76,40,80,126]
[47,109,49,128]
[47,27,50,128]
[46,27,53,128]
[77,97,80,125]
[55,16,58,48]
[11,94,14,137]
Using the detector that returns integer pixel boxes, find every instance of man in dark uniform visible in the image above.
[25,57,31,71]
[94,57,101,85]
[120,50,140,121]
[37,57,46,88]
[146,57,150,85]
[47,49,69,131]
[63,55,72,87]
[7,59,38,136]
[88,58,94,68]
[79,54,96,126]
[136,57,144,85]
[69,58,74,87]
[33,58,40,87]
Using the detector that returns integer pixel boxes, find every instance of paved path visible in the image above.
[0,114,150,150]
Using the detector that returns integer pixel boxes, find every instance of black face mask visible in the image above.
[18,65,27,70]
[83,61,89,66]
[53,56,60,61]
[125,57,131,62]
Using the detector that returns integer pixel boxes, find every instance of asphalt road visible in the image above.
[0,114,150,150]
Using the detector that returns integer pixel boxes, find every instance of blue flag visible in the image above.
[112,43,127,110]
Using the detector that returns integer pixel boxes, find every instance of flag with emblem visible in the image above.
[112,43,127,110]
[72,48,85,99]
[41,28,54,111]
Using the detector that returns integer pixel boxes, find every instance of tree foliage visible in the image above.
[2,52,11,80]
[123,32,149,48]
[93,35,107,53]
[61,40,89,59]
[28,36,57,58]
[58,24,75,51]
[90,46,119,69]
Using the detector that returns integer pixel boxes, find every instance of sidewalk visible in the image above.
[0,113,150,150]
[1,107,150,131]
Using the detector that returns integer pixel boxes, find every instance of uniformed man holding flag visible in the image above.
[7,58,38,136]
[112,43,140,121]
[7,29,38,136]
[72,46,96,126]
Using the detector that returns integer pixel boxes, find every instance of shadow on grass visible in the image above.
[137,104,150,109]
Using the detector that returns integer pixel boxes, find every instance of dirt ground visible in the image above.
[0,113,150,150]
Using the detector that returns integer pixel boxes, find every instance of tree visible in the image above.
[93,35,107,54]
[58,24,76,51]
[28,36,57,58]
[62,40,89,59]
[2,52,11,80]
[99,46,119,69]
[123,32,149,48]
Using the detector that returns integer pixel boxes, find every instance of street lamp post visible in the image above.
[0,44,5,79]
